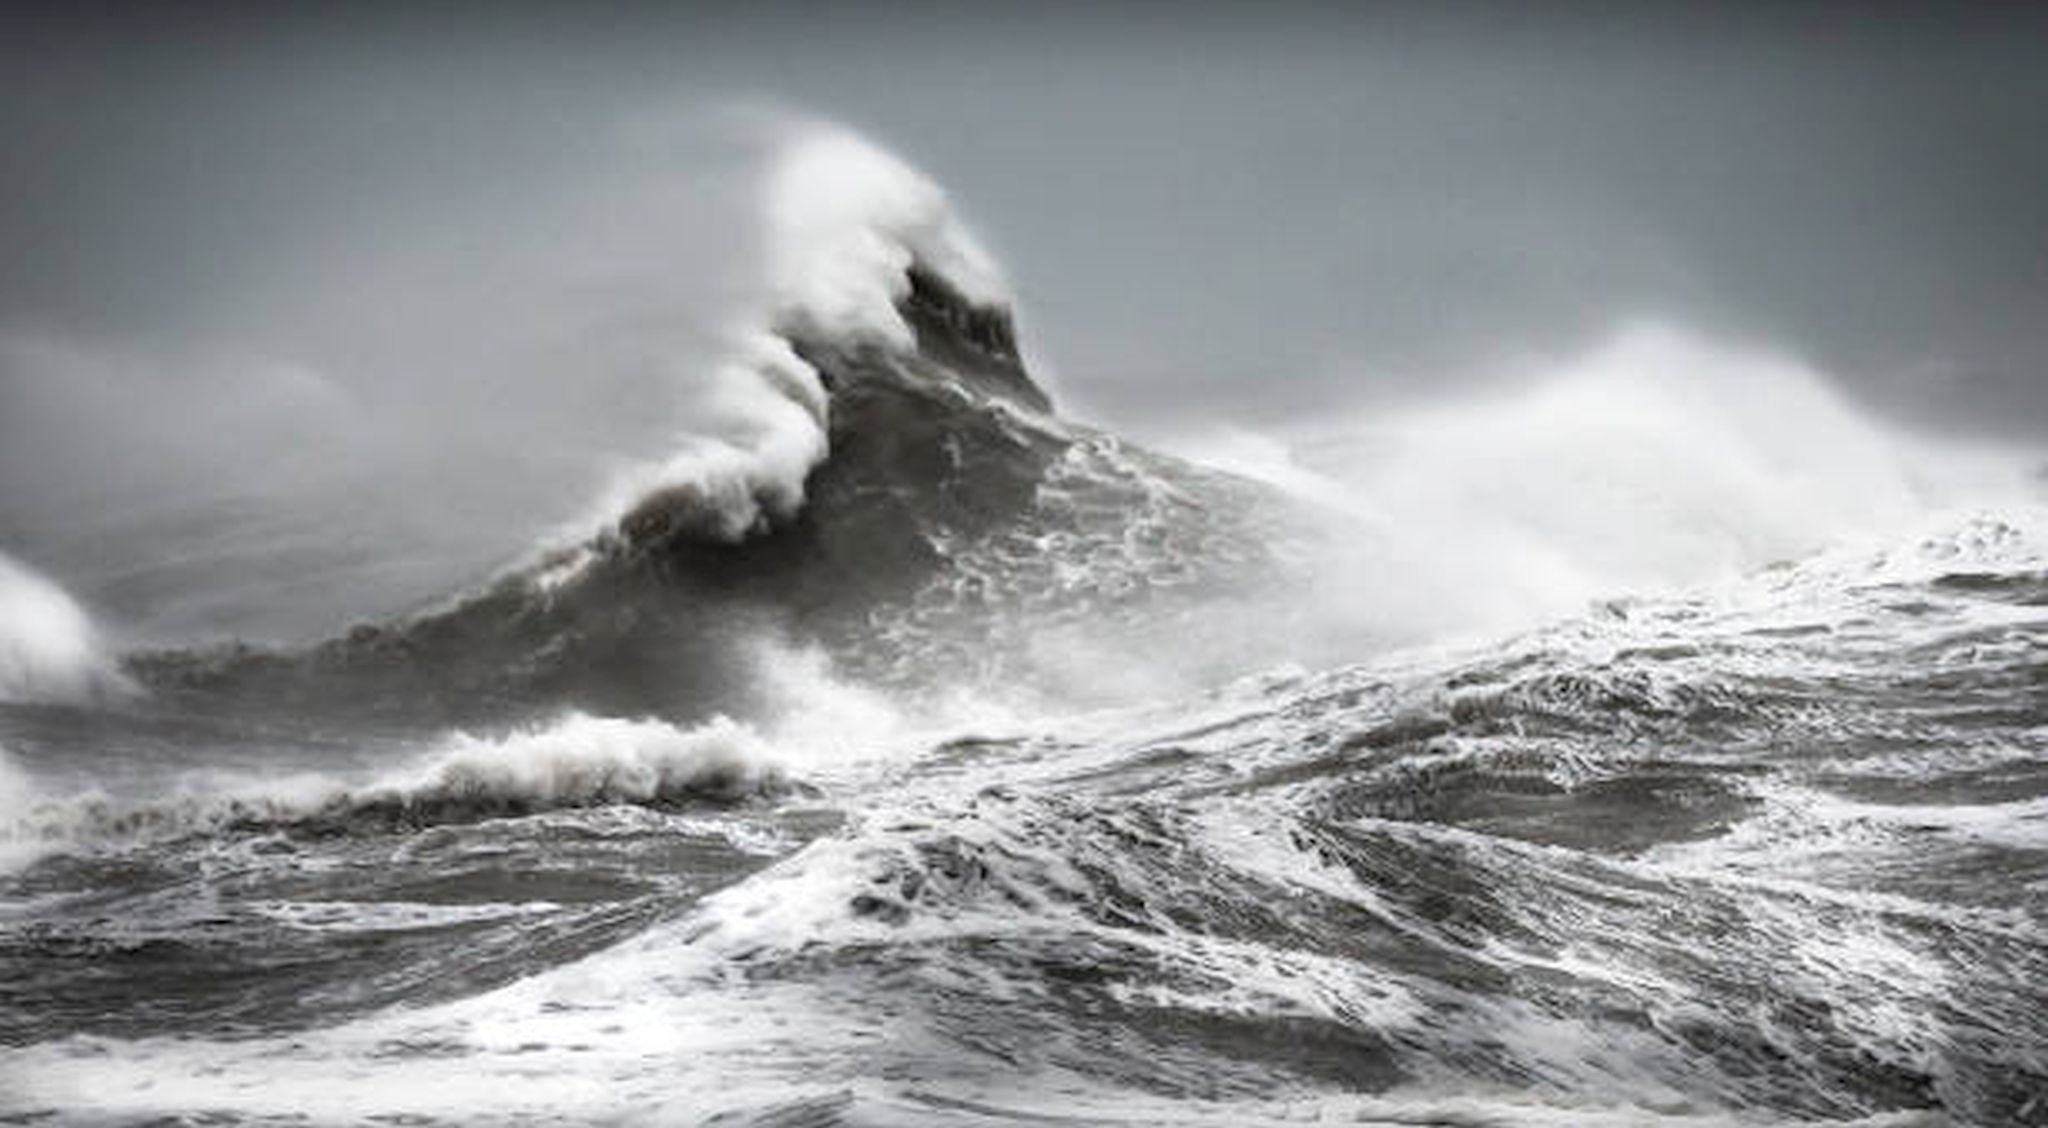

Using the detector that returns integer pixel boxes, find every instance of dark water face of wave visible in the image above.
[3,147,2046,1126]
[110,262,1304,737]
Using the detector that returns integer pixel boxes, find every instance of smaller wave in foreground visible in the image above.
[0,712,789,867]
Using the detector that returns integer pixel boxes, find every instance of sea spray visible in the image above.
[0,550,131,704]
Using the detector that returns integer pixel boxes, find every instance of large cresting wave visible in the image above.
[126,125,1307,730]
[2,121,2043,1128]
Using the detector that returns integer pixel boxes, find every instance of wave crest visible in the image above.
[2,713,787,862]
[766,125,1008,350]
[0,551,131,705]
[393,712,784,814]
[570,126,1016,563]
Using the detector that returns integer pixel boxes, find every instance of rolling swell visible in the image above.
[7,512,2040,1123]
[132,252,1300,729]
[6,124,2043,1127]
[623,524,2045,1125]
[0,711,814,1043]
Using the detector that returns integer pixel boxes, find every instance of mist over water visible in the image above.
[1180,324,2042,646]
[2,7,2045,1126]
[2,98,772,643]
[0,550,128,705]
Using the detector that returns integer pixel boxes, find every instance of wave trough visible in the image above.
[0,123,2041,1128]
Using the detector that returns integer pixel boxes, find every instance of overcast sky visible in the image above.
[3,2,2044,636]
[6,3,2046,427]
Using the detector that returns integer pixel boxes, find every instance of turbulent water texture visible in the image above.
[2,130,2044,1127]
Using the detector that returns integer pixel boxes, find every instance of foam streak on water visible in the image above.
[1,125,2043,1128]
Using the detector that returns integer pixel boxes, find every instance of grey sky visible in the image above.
[6,4,2045,429]
[3,2,2044,636]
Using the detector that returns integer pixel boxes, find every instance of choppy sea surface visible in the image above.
[2,129,2043,1127]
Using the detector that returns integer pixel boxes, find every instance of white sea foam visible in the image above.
[5,113,2037,1128]
[1186,324,2041,642]
[586,329,830,545]
[248,898,565,934]
[765,124,1008,349]
[0,744,42,872]
[0,550,131,704]
[557,126,1007,564]
[0,713,787,863]
[740,633,1028,771]
[393,712,783,808]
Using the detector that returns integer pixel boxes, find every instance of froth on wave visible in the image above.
[1193,325,2046,642]
[561,123,1018,569]
[0,550,132,705]
[1,713,788,863]
[138,122,1254,725]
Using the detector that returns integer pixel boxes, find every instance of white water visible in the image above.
[535,124,1017,576]
[3,121,2041,1127]
[765,123,1010,350]
[7,497,2025,1124]
[0,712,785,862]
[0,550,129,705]
[1182,323,2041,645]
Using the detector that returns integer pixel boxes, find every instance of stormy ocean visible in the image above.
[2,8,2045,1127]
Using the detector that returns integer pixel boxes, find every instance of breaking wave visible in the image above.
[1,713,787,860]
[1194,324,2043,644]
[117,124,1294,729]
[0,550,130,705]
[2,122,2043,1128]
